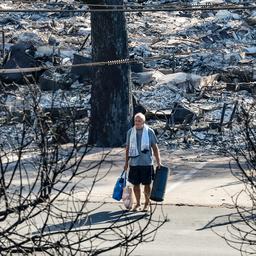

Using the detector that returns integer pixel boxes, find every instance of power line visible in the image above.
[81,2,256,9]
[0,4,256,13]
[3,0,256,8]
[0,55,164,74]
[2,47,254,75]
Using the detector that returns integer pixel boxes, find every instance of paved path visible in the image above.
[66,147,248,256]
[94,203,241,256]
[77,147,249,208]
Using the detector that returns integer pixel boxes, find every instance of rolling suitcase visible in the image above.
[150,165,169,202]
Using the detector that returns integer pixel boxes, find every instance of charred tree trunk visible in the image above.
[88,0,133,147]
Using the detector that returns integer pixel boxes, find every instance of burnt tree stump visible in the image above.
[87,0,133,146]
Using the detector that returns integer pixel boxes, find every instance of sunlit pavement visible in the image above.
[67,147,248,255]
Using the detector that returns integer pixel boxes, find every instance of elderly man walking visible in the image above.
[124,112,161,211]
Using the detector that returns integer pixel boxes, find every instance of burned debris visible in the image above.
[0,42,39,83]
[0,0,255,149]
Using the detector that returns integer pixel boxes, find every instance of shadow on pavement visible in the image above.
[196,211,255,231]
[33,209,149,234]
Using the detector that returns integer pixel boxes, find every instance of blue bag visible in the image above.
[112,170,127,201]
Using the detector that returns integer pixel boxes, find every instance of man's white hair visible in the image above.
[134,112,146,122]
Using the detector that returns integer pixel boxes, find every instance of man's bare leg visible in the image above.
[143,184,151,211]
[133,185,141,211]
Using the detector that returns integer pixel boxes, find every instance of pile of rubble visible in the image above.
[0,0,255,149]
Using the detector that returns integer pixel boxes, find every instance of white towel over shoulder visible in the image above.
[129,124,150,157]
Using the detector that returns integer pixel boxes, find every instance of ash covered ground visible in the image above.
[0,0,255,152]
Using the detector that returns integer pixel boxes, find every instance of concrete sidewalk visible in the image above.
[55,147,247,256]
[96,203,241,256]
[75,147,250,208]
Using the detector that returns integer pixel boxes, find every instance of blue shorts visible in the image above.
[128,165,154,185]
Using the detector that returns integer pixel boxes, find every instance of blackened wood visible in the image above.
[218,103,227,132]
[88,0,133,146]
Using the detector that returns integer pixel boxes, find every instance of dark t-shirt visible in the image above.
[126,127,158,166]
